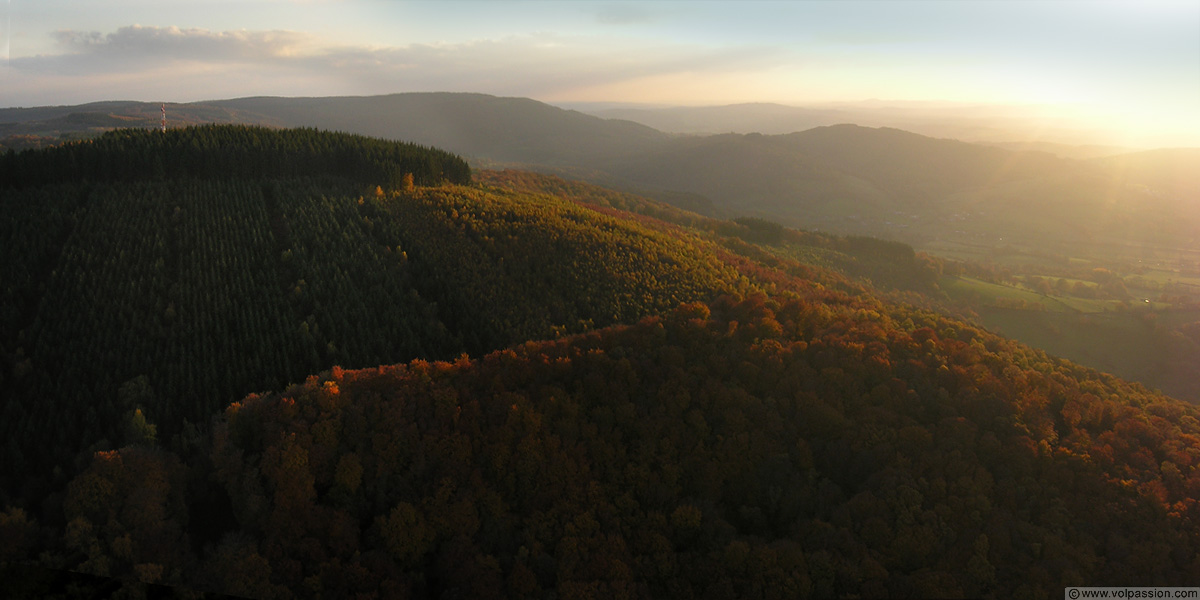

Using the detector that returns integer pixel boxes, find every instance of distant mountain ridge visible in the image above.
[211,93,671,167]
[587,102,852,136]
[3,93,1197,259]
[585,100,1143,156]
[0,93,671,167]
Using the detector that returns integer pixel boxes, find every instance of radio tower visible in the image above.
[160,104,166,133]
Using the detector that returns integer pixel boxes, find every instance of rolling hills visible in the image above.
[6,93,1195,267]
[0,93,671,170]
[2,125,1200,598]
[585,101,1137,158]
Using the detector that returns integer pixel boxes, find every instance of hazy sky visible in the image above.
[2,0,1198,146]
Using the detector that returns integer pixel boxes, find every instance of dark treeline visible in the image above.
[0,125,472,188]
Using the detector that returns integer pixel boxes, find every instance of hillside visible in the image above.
[3,126,1200,599]
[478,171,1200,406]
[474,169,945,295]
[33,285,1200,598]
[0,127,741,510]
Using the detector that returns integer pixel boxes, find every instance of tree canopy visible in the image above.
[3,129,1199,599]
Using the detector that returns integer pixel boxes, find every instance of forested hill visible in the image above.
[3,128,1200,598]
[0,126,745,514]
[0,125,471,188]
[36,283,1200,598]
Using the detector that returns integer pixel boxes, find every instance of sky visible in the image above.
[2,0,1198,147]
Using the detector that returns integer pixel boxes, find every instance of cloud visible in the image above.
[7,25,786,104]
[313,34,780,96]
[52,25,315,61]
[595,4,656,25]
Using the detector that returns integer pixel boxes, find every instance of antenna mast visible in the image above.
[160,104,166,133]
